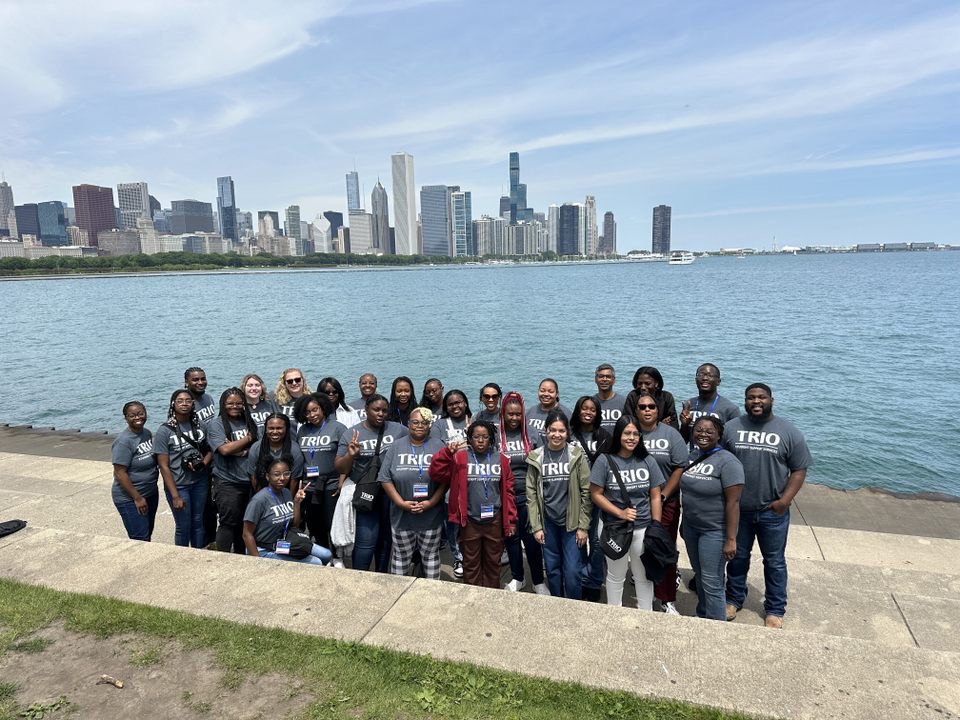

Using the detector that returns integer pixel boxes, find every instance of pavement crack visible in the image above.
[359,577,416,644]
[807,524,826,561]
[891,592,920,648]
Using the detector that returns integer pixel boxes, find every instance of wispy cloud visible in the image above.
[674,192,960,220]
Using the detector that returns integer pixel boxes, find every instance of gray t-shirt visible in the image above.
[641,423,688,496]
[347,397,369,422]
[192,392,218,426]
[243,487,294,548]
[593,393,623,433]
[590,453,665,528]
[111,428,158,503]
[153,422,208,488]
[246,439,306,484]
[680,448,745,532]
[501,428,536,498]
[377,436,446,531]
[246,399,278,433]
[430,416,469,445]
[208,417,254,486]
[336,421,408,483]
[298,420,347,489]
[466,449,502,523]
[723,415,813,511]
[538,445,570,526]
[684,394,741,433]
[526,403,571,445]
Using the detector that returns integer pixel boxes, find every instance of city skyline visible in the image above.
[1,1,958,250]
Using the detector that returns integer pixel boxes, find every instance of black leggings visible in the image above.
[214,479,251,554]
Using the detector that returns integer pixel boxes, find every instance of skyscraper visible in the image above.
[346,171,361,212]
[652,204,672,255]
[285,205,302,246]
[391,152,416,255]
[217,176,238,243]
[558,204,580,256]
[72,184,116,248]
[602,211,616,255]
[371,181,390,251]
[0,181,14,237]
[258,211,280,237]
[116,182,151,229]
[14,204,40,240]
[508,152,532,223]
[584,195,597,255]
[170,200,215,234]
[347,210,374,254]
[420,184,452,257]
[37,201,67,246]
[499,195,511,220]
[473,215,507,256]
[323,211,344,246]
[450,190,472,256]
[546,204,560,253]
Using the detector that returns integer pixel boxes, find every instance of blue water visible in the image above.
[2,252,958,497]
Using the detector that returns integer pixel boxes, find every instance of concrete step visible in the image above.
[0,524,957,720]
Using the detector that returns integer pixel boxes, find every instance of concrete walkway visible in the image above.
[1,426,958,719]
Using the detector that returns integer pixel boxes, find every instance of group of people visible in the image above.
[111,363,812,627]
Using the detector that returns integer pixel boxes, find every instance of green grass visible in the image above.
[9,638,52,655]
[0,578,758,720]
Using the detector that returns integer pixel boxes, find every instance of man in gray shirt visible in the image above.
[722,383,813,629]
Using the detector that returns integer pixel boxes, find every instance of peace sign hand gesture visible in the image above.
[346,429,361,457]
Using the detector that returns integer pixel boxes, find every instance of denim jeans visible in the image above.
[259,543,332,565]
[726,507,790,617]
[683,525,726,620]
[505,499,544,585]
[352,499,391,572]
[114,493,159,542]
[542,517,585,599]
[580,504,605,590]
[444,519,463,563]
[165,481,208,548]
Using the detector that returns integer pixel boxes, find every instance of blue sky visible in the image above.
[1,0,958,251]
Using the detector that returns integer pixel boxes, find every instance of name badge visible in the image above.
[413,483,429,499]
[480,504,495,519]
[275,540,291,555]
[306,466,320,479]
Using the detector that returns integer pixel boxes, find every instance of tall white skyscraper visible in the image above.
[547,204,560,253]
[116,182,150,229]
[0,180,14,236]
[584,195,598,255]
[348,210,374,254]
[391,152,416,255]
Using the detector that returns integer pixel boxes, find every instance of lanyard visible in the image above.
[304,419,327,463]
[695,397,719,415]
[410,441,425,479]
[267,487,291,534]
[470,448,493,499]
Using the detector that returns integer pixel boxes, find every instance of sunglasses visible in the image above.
[285,378,303,385]
[636,403,657,410]
[481,394,500,400]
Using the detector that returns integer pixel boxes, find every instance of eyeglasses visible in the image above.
[636,403,657,410]
[408,420,429,427]
[286,378,303,385]
[269,471,293,479]
[125,412,146,419]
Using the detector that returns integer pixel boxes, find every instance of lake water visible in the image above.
[2,252,958,497]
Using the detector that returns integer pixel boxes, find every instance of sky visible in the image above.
[1,0,958,251]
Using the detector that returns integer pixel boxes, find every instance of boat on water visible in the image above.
[669,251,695,265]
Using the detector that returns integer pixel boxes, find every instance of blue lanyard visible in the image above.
[304,419,327,463]
[410,441,425,479]
[267,487,291,534]
[470,448,493,498]
[695,397,718,415]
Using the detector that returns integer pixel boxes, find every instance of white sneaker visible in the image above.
[500,550,510,565]
[504,578,522,592]
[663,602,680,616]
[331,559,344,569]
[533,583,550,596]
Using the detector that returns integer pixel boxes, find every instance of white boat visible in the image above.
[669,251,695,265]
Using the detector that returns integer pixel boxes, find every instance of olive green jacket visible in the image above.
[525,443,592,534]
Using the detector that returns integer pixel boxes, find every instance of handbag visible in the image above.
[351,426,385,512]
[279,524,314,559]
[599,456,634,560]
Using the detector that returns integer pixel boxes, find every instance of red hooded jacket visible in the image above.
[430,445,517,533]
